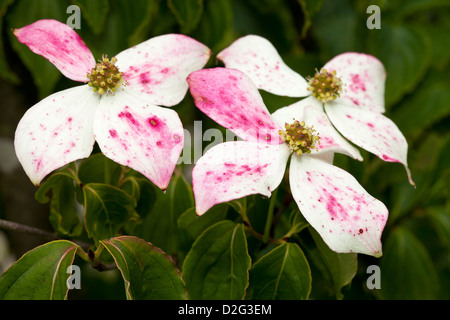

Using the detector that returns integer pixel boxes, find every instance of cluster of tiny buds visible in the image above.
[279,119,320,156]
[87,55,125,95]
[307,68,343,103]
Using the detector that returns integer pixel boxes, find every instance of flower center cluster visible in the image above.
[87,55,124,95]
[279,120,320,156]
[307,68,342,103]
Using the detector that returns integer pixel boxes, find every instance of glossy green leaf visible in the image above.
[83,183,137,243]
[0,240,79,300]
[427,207,450,248]
[115,0,159,47]
[182,221,251,300]
[284,210,309,238]
[194,0,233,51]
[312,0,363,60]
[35,170,83,237]
[168,0,204,34]
[101,236,187,300]
[367,23,431,106]
[78,153,123,186]
[246,242,311,300]
[389,133,445,223]
[378,226,440,299]
[120,174,157,217]
[137,171,194,257]
[304,227,357,299]
[177,203,229,241]
[73,0,109,35]
[391,70,450,140]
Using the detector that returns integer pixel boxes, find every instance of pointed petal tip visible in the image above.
[195,208,206,216]
[405,166,416,188]
[373,250,383,258]
[31,178,42,187]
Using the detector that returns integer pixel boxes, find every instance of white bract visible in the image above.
[13,19,210,190]
[217,35,414,186]
[187,67,388,257]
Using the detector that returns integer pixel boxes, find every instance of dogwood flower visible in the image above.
[217,35,415,186]
[187,67,388,257]
[13,19,210,190]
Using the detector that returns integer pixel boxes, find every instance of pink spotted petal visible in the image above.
[187,67,282,144]
[116,34,211,107]
[217,35,309,97]
[325,102,415,186]
[14,85,98,185]
[323,52,386,113]
[290,155,388,257]
[13,19,95,82]
[93,90,184,190]
[193,141,291,215]
[271,97,363,161]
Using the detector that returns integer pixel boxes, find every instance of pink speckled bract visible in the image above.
[13,19,210,189]
[217,35,414,186]
[290,156,387,257]
[187,68,282,144]
[188,67,388,257]
[13,19,95,82]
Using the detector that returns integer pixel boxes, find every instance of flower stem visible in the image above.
[263,188,278,244]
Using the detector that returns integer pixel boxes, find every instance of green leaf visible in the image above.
[391,70,450,140]
[194,0,233,51]
[78,153,122,186]
[73,0,109,35]
[35,170,83,237]
[137,171,194,257]
[312,0,363,60]
[177,204,229,241]
[168,0,204,34]
[121,174,158,217]
[378,226,440,299]
[83,183,137,243]
[298,0,325,37]
[233,0,299,54]
[384,0,450,19]
[0,240,79,300]
[367,23,432,106]
[415,12,450,70]
[0,0,19,83]
[246,242,311,300]
[101,236,187,300]
[6,0,71,98]
[304,227,357,299]
[115,0,159,47]
[182,221,251,300]
[284,210,309,238]
[389,133,445,223]
[427,206,450,248]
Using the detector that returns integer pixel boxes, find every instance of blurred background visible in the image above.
[0,0,449,299]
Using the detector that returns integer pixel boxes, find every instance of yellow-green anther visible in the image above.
[279,119,320,156]
[307,68,343,103]
[86,54,125,96]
